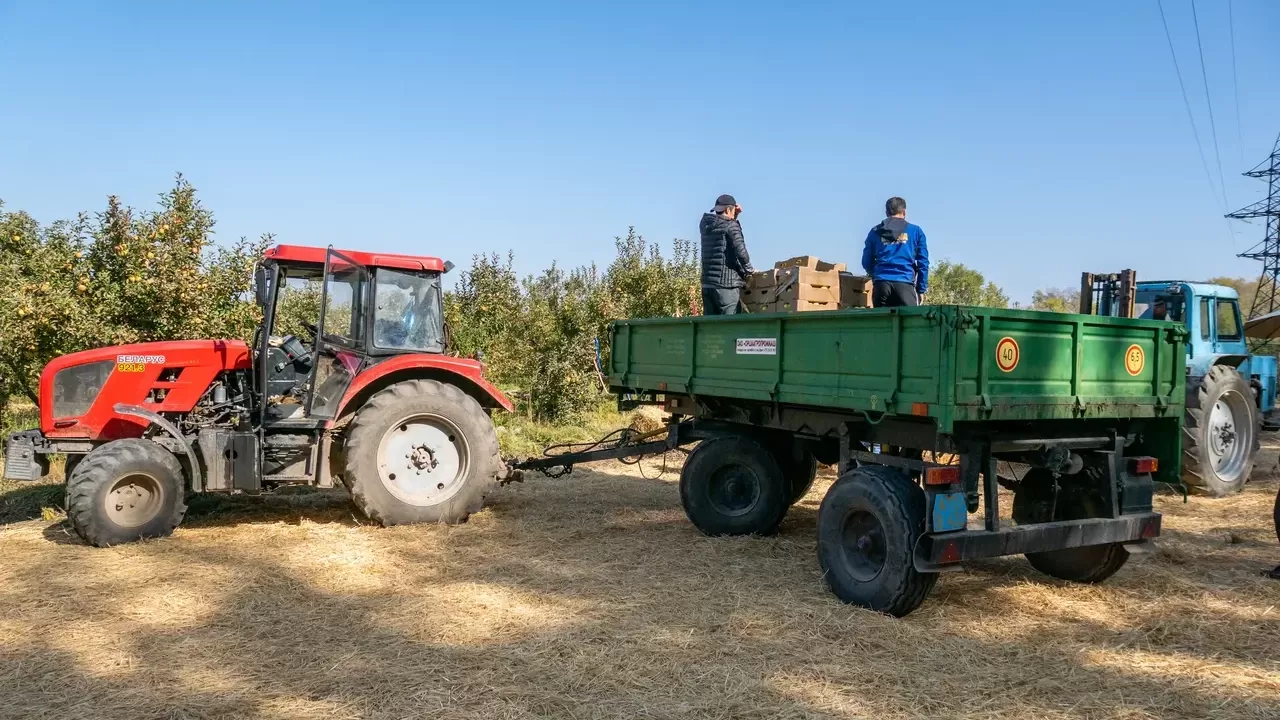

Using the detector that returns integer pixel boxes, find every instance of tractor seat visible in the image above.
[265,401,305,421]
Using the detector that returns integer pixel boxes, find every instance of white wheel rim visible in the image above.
[375,414,469,507]
[1207,390,1249,481]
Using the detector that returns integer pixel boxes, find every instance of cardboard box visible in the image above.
[740,286,777,305]
[775,267,840,304]
[744,301,774,314]
[746,269,779,288]
[775,255,847,273]
[839,272,872,295]
[775,299,840,313]
[840,291,871,309]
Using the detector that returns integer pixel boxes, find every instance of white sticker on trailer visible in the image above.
[736,338,777,355]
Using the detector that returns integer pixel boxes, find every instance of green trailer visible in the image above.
[515,304,1186,616]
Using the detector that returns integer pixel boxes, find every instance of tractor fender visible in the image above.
[111,403,204,491]
[335,355,514,420]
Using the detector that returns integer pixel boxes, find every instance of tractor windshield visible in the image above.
[373,268,444,353]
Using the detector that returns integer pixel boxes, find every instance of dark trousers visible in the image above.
[702,286,741,315]
[872,281,919,308]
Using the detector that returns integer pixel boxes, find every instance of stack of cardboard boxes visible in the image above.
[742,256,872,313]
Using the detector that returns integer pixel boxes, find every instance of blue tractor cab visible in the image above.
[1135,281,1279,423]
[1083,273,1273,496]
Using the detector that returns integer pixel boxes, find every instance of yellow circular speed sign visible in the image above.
[1125,344,1145,376]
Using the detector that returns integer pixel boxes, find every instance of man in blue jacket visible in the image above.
[861,197,929,307]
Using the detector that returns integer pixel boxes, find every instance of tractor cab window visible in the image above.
[1217,299,1242,341]
[1136,294,1184,323]
[373,268,444,353]
[321,257,366,348]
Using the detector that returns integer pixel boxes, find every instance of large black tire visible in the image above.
[65,439,188,547]
[1012,466,1128,583]
[1271,486,1280,580]
[771,438,818,505]
[817,466,937,617]
[342,379,500,526]
[679,435,789,536]
[1183,364,1260,497]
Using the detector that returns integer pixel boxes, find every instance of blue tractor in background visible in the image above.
[1082,271,1278,497]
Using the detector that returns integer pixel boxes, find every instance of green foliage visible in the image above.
[0,176,268,404]
[1030,287,1081,314]
[925,261,1009,308]
[444,228,699,423]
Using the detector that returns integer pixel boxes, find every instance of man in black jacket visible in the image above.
[699,194,754,315]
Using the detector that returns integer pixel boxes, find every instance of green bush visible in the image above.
[444,228,700,424]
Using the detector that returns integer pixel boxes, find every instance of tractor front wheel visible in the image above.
[1183,364,1259,497]
[65,439,188,547]
[342,379,500,526]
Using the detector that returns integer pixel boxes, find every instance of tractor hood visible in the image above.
[40,340,251,439]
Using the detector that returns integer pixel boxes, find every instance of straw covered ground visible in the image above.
[1,440,1278,719]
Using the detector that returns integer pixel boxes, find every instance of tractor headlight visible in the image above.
[52,360,113,419]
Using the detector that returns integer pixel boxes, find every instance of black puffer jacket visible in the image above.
[699,213,754,288]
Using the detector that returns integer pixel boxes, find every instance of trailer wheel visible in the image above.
[679,435,789,536]
[1012,467,1129,583]
[1183,364,1259,497]
[770,438,818,505]
[817,466,937,617]
[65,439,188,547]
[343,379,500,526]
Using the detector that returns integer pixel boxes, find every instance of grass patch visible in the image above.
[494,399,641,458]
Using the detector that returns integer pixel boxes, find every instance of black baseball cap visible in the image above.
[714,194,737,207]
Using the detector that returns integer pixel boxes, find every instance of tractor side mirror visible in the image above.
[254,265,270,308]
[443,260,455,274]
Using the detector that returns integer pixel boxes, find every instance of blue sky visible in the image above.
[1,1,1277,303]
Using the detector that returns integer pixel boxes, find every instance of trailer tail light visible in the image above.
[911,403,929,416]
[924,465,960,485]
[1128,457,1158,475]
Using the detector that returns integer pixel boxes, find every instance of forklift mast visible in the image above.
[1079,270,1136,318]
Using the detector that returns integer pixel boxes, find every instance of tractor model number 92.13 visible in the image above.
[4,245,514,547]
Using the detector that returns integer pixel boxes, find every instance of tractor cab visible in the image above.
[253,245,453,423]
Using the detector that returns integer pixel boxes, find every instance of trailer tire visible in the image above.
[1183,364,1259,497]
[1012,467,1129,583]
[65,439,188,547]
[343,379,500,526]
[680,435,789,536]
[817,466,937,617]
[771,439,818,505]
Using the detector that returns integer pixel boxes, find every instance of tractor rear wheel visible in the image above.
[342,379,500,526]
[1183,364,1259,497]
[1012,466,1129,583]
[65,439,188,547]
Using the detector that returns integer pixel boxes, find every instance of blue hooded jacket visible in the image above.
[861,217,929,294]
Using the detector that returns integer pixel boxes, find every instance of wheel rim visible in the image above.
[376,413,470,507]
[104,473,165,528]
[1207,389,1250,482]
[838,509,887,582]
[706,464,760,517]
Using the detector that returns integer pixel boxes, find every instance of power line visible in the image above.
[1155,1,1223,214]
[1190,0,1230,212]
[1228,0,1244,166]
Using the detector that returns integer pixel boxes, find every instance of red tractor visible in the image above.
[3,245,513,547]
